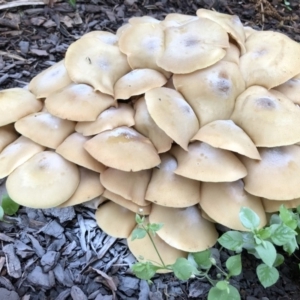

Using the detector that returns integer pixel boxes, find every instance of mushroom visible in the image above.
[0,124,19,152]
[262,198,300,213]
[81,31,118,46]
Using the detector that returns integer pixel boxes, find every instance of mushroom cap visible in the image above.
[192,120,260,160]
[149,204,218,252]
[59,167,104,207]
[160,13,198,28]
[222,42,240,65]
[0,88,42,126]
[65,37,131,95]
[56,132,106,173]
[262,198,300,212]
[0,136,45,179]
[100,167,151,206]
[29,60,72,99]
[45,83,115,122]
[156,18,229,74]
[240,31,300,89]
[75,103,135,136]
[0,124,19,152]
[240,145,300,200]
[15,112,76,149]
[145,153,201,207]
[128,219,187,271]
[134,97,173,153]
[84,126,161,172]
[128,16,161,25]
[81,31,118,46]
[171,142,247,182]
[6,151,80,208]
[200,180,266,231]
[114,69,167,100]
[144,87,199,151]
[173,60,245,126]
[231,86,300,147]
[95,201,136,238]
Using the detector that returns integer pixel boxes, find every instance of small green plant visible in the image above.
[131,215,242,300]
[68,0,76,8]
[0,194,19,221]
[218,206,298,288]
[283,0,292,11]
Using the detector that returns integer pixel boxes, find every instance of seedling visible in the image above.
[0,194,19,221]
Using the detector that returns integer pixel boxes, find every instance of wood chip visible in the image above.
[3,244,22,279]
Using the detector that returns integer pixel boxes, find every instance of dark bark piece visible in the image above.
[43,207,76,223]
[117,276,139,297]
[70,286,88,300]
[55,289,71,300]
[62,240,77,255]
[53,263,73,287]
[41,251,60,272]
[0,233,15,243]
[27,266,55,289]
[139,280,150,300]
[0,276,15,290]
[39,220,64,237]
[48,234,66,251]
[3,244,21,279]
[27,234,45,257]
[0,288,19,300]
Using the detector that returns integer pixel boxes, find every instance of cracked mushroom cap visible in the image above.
[149,204,218,252]
[56,132,106,173]
[192,120,260,160]
[0,124,19,152]
[6,151,80,208]
[45,83,115,122]
[29,60,72,99]
[65,37,131,95]
[157,18,229,74]
[231,86,300,147]
[0,88,42,126]
[75,103,135,136]
[240,31,300,89]
[262,198,300,213]
[15,112,76,149]
[145,153,201,207]
[84,126,161,172]
[145,87,199,151]
[95,201,136,238]
[170,142,247,182]
[240,145,300,200]
[200,180,266,231]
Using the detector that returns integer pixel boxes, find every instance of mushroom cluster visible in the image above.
[1,9,300,268]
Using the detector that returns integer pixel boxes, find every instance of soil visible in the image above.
[1,0,300,299]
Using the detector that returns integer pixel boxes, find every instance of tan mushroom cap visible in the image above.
[81,196,106,209]
[59,167,104,207]
[243,26,257,39]
[84,126,161,171]
[156,18,229,74]
[118,23,169,77]
[174,60,245,126]
[0,136,45,179]
[231,86,300,147]
[145,87,199,151]
[102,190,151,215]
[222,42,240,65]
[192,120,260,160]
[171,142,247,182]
[134,97,172,153]
[75,103,135,136]
[0,88,42,126]
[128,219,187,272]
[129,16,161,25]
[6,151,80,208]
[149,204,218,252]
[114,69,167,100]
[160,13,198,28]
[240,145,300,200]
[29,60,72,99]
[274,73,300,105]
[100,168,151,206]
[95,201,136,238]
[65,37,131,95]
[240,31,300,89]
[56,132,106,173]
[200,180,266,231]
[15,112,76,149]
[200,209,216,223]
[196,9,246,54]
[145,153,201,207]
[262,198,300,212]
[81,31,118,46]
[0,124,19,152]
[45,83,115,122]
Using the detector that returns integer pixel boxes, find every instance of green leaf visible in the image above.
[131,228,147,241]
[68,0,76,8]
[279,205,297,229]
[269,214,281,225]
[1,195,19,216]
[273,254,284,268]
[191,249,212,270]
[218,231,244,251]
[257,227,272,240]
[283,237,298,255]
[239,207,260,230]
[241,232,255,251]
[135,214,144,225]
[255,241,277,267]
[208,285,240,300]
[171,257,199,280]
[270,224,297,246]
[216,280,229,291]
[297,205,300,214]
[256,264,279,288]
[148,223,164,234]
[226,254,242,277]
[0,206,4,221]
[131,261,161,280]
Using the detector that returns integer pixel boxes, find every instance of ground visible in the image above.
[0,0,300,299]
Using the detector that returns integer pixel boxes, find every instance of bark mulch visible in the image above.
[1,0,300,299]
